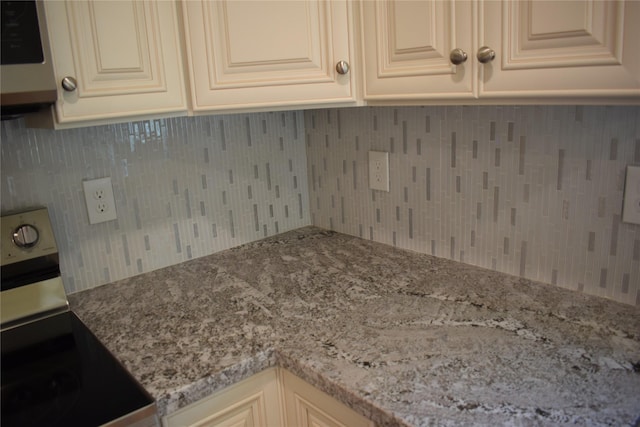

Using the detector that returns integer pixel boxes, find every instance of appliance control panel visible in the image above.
[1,208,58,266]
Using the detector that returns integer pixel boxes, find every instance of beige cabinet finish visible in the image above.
[42,0,186,125]
[480,0,640,98]
[163,368,373,427]
[360,0,475,100]
[280,369,374,427]
[182,0,356,112]
[163,369,283,427]
[360,0,640,102]
[35,0,638,127]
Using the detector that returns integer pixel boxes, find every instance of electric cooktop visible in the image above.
[1,208,158,427]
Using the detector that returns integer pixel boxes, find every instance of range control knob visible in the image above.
[12,224,40,249]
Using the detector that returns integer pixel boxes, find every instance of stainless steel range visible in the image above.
[1,208,159,427]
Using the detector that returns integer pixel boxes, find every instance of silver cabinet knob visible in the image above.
[61,76,78,92]
[336,60,350,75]
[477,46,496,64]
[449,48,468,65]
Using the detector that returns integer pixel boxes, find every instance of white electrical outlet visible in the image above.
[369,151,390,192]
[622,165,640,225]
[83,177,117,224]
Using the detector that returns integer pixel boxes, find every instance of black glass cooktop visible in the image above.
[1,311,155,427]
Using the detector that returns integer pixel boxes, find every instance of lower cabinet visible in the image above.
[280,369,373,427]
[163,368,373,427]
[163,368,282,427]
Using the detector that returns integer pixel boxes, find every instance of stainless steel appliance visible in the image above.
[1,208,159,427]
[1,0,57,117]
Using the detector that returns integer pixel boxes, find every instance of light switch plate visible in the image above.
[369,151,389,192]
[622,165,640,225]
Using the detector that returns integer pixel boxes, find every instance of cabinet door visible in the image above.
[480,0,640,98]
[360,0,475,100]
[280,370,373,427]
[43,0,186,124]
[163,369,282,427]
[182,0,355,112]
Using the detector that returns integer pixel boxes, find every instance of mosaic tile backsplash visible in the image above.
[2,105,639,306]
[305,106,640,306]
[1,112,309,293]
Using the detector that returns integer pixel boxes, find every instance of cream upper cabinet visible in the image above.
[360,0,475,100]
[181,0,356,112]
[360,0,640,103]
[42,0,187,125]
[480,0,640,99]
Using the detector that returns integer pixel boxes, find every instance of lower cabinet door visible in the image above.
[163,368,282,427]
[280,370,374,427]
[163,368,373,427]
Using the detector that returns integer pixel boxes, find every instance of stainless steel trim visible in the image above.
[0,0,57,113]
[0,90,57,107]
[0,277,69,330]
[101,402,160,427]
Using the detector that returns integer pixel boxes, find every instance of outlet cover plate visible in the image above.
[622,165,640,225]
[83,177,117,224]
[369,151,390,192]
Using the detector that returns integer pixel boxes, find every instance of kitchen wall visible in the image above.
[1,112,309,293]
[2,105,638,306]
[305,106,640,306]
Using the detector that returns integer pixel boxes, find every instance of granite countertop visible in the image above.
[69,227,640,427]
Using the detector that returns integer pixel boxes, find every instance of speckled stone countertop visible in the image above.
[69,227,640,427]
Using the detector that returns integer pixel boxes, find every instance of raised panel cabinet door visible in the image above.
[163,369,282,427]
[480,0,640,98]
[43,0,186,123]
[182,0,355,111]
[280,370,374,427]
[360,0,475,100]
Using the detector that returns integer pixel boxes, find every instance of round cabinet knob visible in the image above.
[449,48,468,65]
[335,60,350,75]
[12,224,40,249]
[477,46,496,64]
[61,76,78,92]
